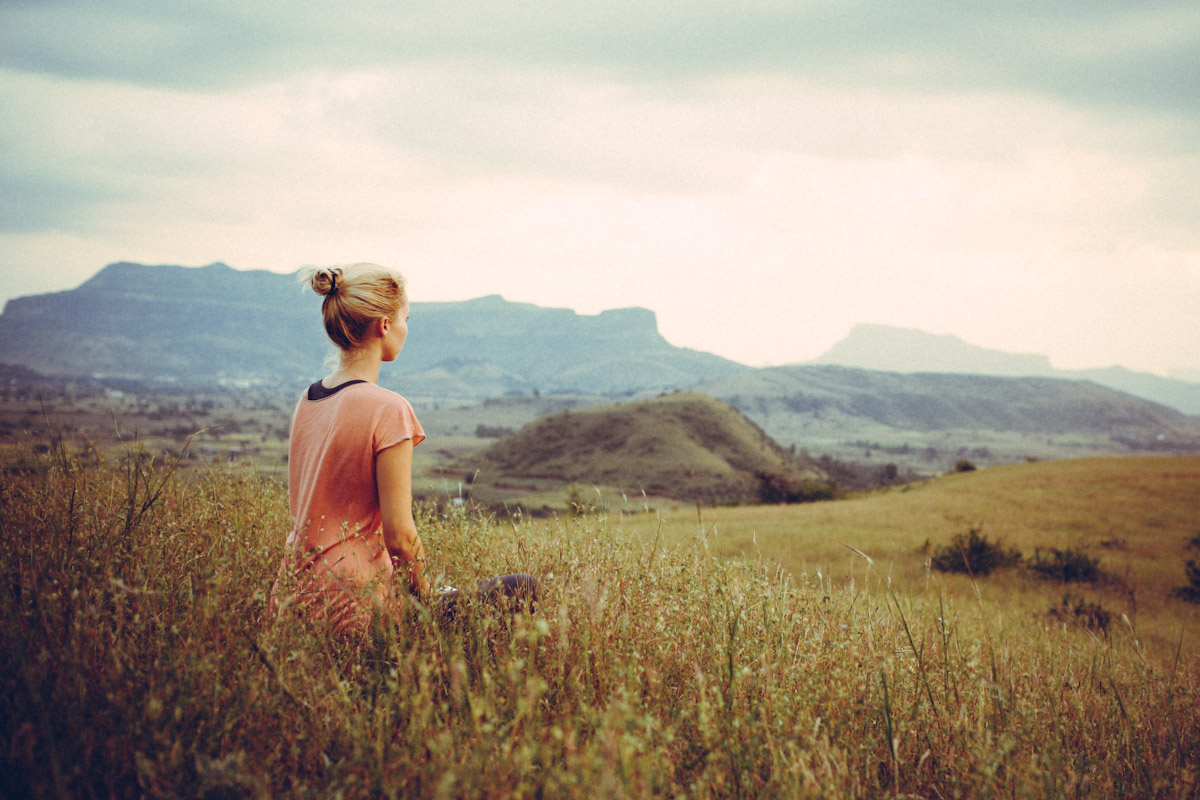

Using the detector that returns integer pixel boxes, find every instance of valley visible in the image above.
[5,374,1198,519]
[3,261,1198,514]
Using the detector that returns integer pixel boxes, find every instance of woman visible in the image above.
[272,263,533,637]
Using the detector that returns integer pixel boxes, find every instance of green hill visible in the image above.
[460,391,824,504]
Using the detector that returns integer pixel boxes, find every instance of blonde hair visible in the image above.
[299,263,407,351]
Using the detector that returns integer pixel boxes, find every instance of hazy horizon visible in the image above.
[2,2,1198,376]
[7,259,1200,385]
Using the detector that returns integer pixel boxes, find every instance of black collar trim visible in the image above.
[306,379,367,401]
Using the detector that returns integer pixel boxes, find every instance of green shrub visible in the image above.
[1175,560,1200,603]
[1048,593,1112,633]
[1029,546,1103,583]
[930,528,1021,576]
[565,482,600,516]
[475,424,515,439]
[754,471,837,504]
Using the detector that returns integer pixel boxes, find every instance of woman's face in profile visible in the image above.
[382,300,410,361]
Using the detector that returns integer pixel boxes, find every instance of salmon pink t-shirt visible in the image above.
[273,381,425,633]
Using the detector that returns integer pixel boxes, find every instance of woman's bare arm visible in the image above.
[376,440,430,596]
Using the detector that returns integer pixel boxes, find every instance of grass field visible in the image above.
[3,440,1199,797]
[0,389,295,476]
[611,456,1200,659]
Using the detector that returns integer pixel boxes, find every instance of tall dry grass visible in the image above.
[2,444,1199,798]
[632,457,1200,657]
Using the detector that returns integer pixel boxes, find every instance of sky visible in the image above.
[1,1,1198,378]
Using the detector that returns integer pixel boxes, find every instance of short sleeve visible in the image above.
[372,392,425,455]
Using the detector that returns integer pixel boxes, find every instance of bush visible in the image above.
[953,459,977,473]
[475,424,515,439]
[565,482,599,516]
[1048,593,1112,634]
[1174,560,1200,603]
[1029,547,1103,583]
[754,471,836,504]
[930,528,1022,576]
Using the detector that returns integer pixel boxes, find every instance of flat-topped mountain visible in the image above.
[0,261,744,398]
[815,324,1056,376]
[0,262,324,383]
[397,293,743,398]
[815,323,1200,415]
[2,262,1197,469]
[461,391,825,504]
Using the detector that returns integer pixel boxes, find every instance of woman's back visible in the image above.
[286,381,424,566]
[272,263,534,636]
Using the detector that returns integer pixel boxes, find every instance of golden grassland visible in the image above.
[612,456,1200,659]
[3,442,1200,797]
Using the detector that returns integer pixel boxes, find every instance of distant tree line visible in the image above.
[475,424,516,438]
[811,453,921,492]
[754,471,836,504]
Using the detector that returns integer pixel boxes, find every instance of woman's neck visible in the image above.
[326,345,381,386]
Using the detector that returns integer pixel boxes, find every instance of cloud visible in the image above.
[0,1,1197,374]
[3,1,1198,118]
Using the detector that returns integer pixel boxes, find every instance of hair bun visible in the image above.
[310,267,343,297]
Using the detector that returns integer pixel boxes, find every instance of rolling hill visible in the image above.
[459,391,825,504]
[3,262,1197,473]
[691,364,1200,471]
[698,364,1198,437]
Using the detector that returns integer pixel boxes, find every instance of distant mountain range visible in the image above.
[813,323,1200,415]
[0,262,743,398]
[694,364,1199,442]
[1,262,1197,466]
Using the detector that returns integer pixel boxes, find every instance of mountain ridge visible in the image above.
[814,323,1057,376]
[813,323,1200,415]
[1,261,1197,469]
[0,261,744,397]
[697,364,1197,437]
